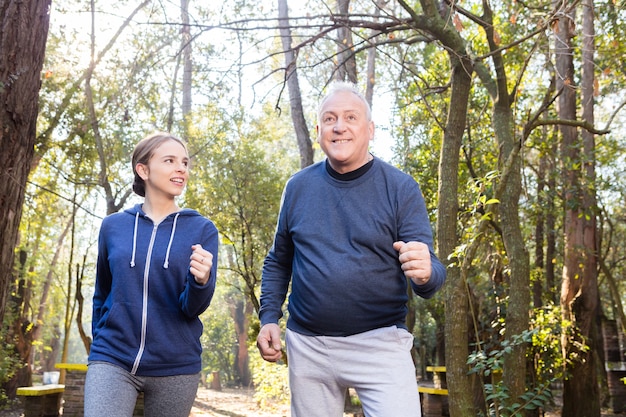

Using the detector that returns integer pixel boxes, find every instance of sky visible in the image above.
[48,2,396,162]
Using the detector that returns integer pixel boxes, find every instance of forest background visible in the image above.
[1,0,625,416]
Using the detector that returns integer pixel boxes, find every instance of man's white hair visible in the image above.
[317,81,372,122]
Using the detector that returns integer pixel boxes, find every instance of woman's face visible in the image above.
[137,139,189,199]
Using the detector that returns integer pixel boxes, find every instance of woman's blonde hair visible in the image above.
[131,132,188,197]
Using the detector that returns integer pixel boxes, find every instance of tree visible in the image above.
[0,0,52,324]
[558,0,601,415]
[277,0,314,169]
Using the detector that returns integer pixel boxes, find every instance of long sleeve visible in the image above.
[92,220,113,339]
[179,222,219,318]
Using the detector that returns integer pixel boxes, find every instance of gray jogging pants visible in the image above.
[286,326,422,417]
[84,361,199,417]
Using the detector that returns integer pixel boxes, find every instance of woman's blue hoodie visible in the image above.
[88,204,218,377]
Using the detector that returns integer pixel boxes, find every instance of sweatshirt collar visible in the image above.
[130,210,181,269]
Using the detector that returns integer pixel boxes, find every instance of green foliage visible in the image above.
[482,381,553,417]
[250,347,290,409]
[200,289,237,386]
[0,312,24,408]
[467,305,565,416]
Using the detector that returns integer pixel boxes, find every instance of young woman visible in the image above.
[85,132,218,417]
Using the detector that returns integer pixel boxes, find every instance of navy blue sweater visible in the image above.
[259,158,446,336]
[89,204,218,376]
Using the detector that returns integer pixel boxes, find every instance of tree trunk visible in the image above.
[439,53,475,417]
[557,1,601,415]
[181,0,192,128]
[494,100,530,415]
[75,254,92,355]
[477,1,530,407]
[0,0,51,324]
[545,139,558,304]
[335,0,357,83]
[533,150,546,309]
[30,216,73,368]
[364,1,381,107]
[230,298,252,387]
[277,0,314,169]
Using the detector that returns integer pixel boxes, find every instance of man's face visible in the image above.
[317,90,374,174]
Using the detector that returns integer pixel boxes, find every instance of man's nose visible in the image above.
[333,119,347,132]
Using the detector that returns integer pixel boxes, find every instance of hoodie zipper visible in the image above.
[131,222,159,374]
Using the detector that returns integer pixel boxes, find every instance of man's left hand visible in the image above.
[393,241,432,285]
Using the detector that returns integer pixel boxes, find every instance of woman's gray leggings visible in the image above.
[84,361,200,417]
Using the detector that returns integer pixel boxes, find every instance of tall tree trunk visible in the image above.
[477,1,530,407]
[335,0,357,83]
[496,106,530,412]
[364,1,384,107]
[440,54,475,417]
[76,254,92,355]
[230,298,253,387]
[546,139,558,304]
[277,0,314,169]
[533,150,547,309]
[87,0,147,214]
[181,0,192,135]
[30,215,73,368]
[0,0,51,324]
[557,1,601,415]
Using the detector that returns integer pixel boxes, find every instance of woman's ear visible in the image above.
[136,163,149,180]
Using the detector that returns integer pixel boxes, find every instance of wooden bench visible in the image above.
[418,366,448,417]
[16,384,65,417]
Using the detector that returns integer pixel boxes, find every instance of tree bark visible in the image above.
[473,0,530,407]
[335,0,357,83]
[558,0,601,414]
[440,53,475,416]
[30,216,73,367]
[533,150,546,309]
[181,0,192,125]
[277,0,314,169]
[0,0,51,324]
[229,298,252,386]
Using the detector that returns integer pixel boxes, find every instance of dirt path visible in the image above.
[190,387,363,417]
[191,387,290,417]
[2,386,624,416]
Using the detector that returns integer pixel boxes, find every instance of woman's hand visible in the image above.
[190,244,213,285]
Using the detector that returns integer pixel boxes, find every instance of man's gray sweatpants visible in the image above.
[287,326,422,417]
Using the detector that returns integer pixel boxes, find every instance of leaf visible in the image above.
[453,14,464,32]
[493,30,501,46]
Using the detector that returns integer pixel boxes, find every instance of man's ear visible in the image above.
[136,163,149,180]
